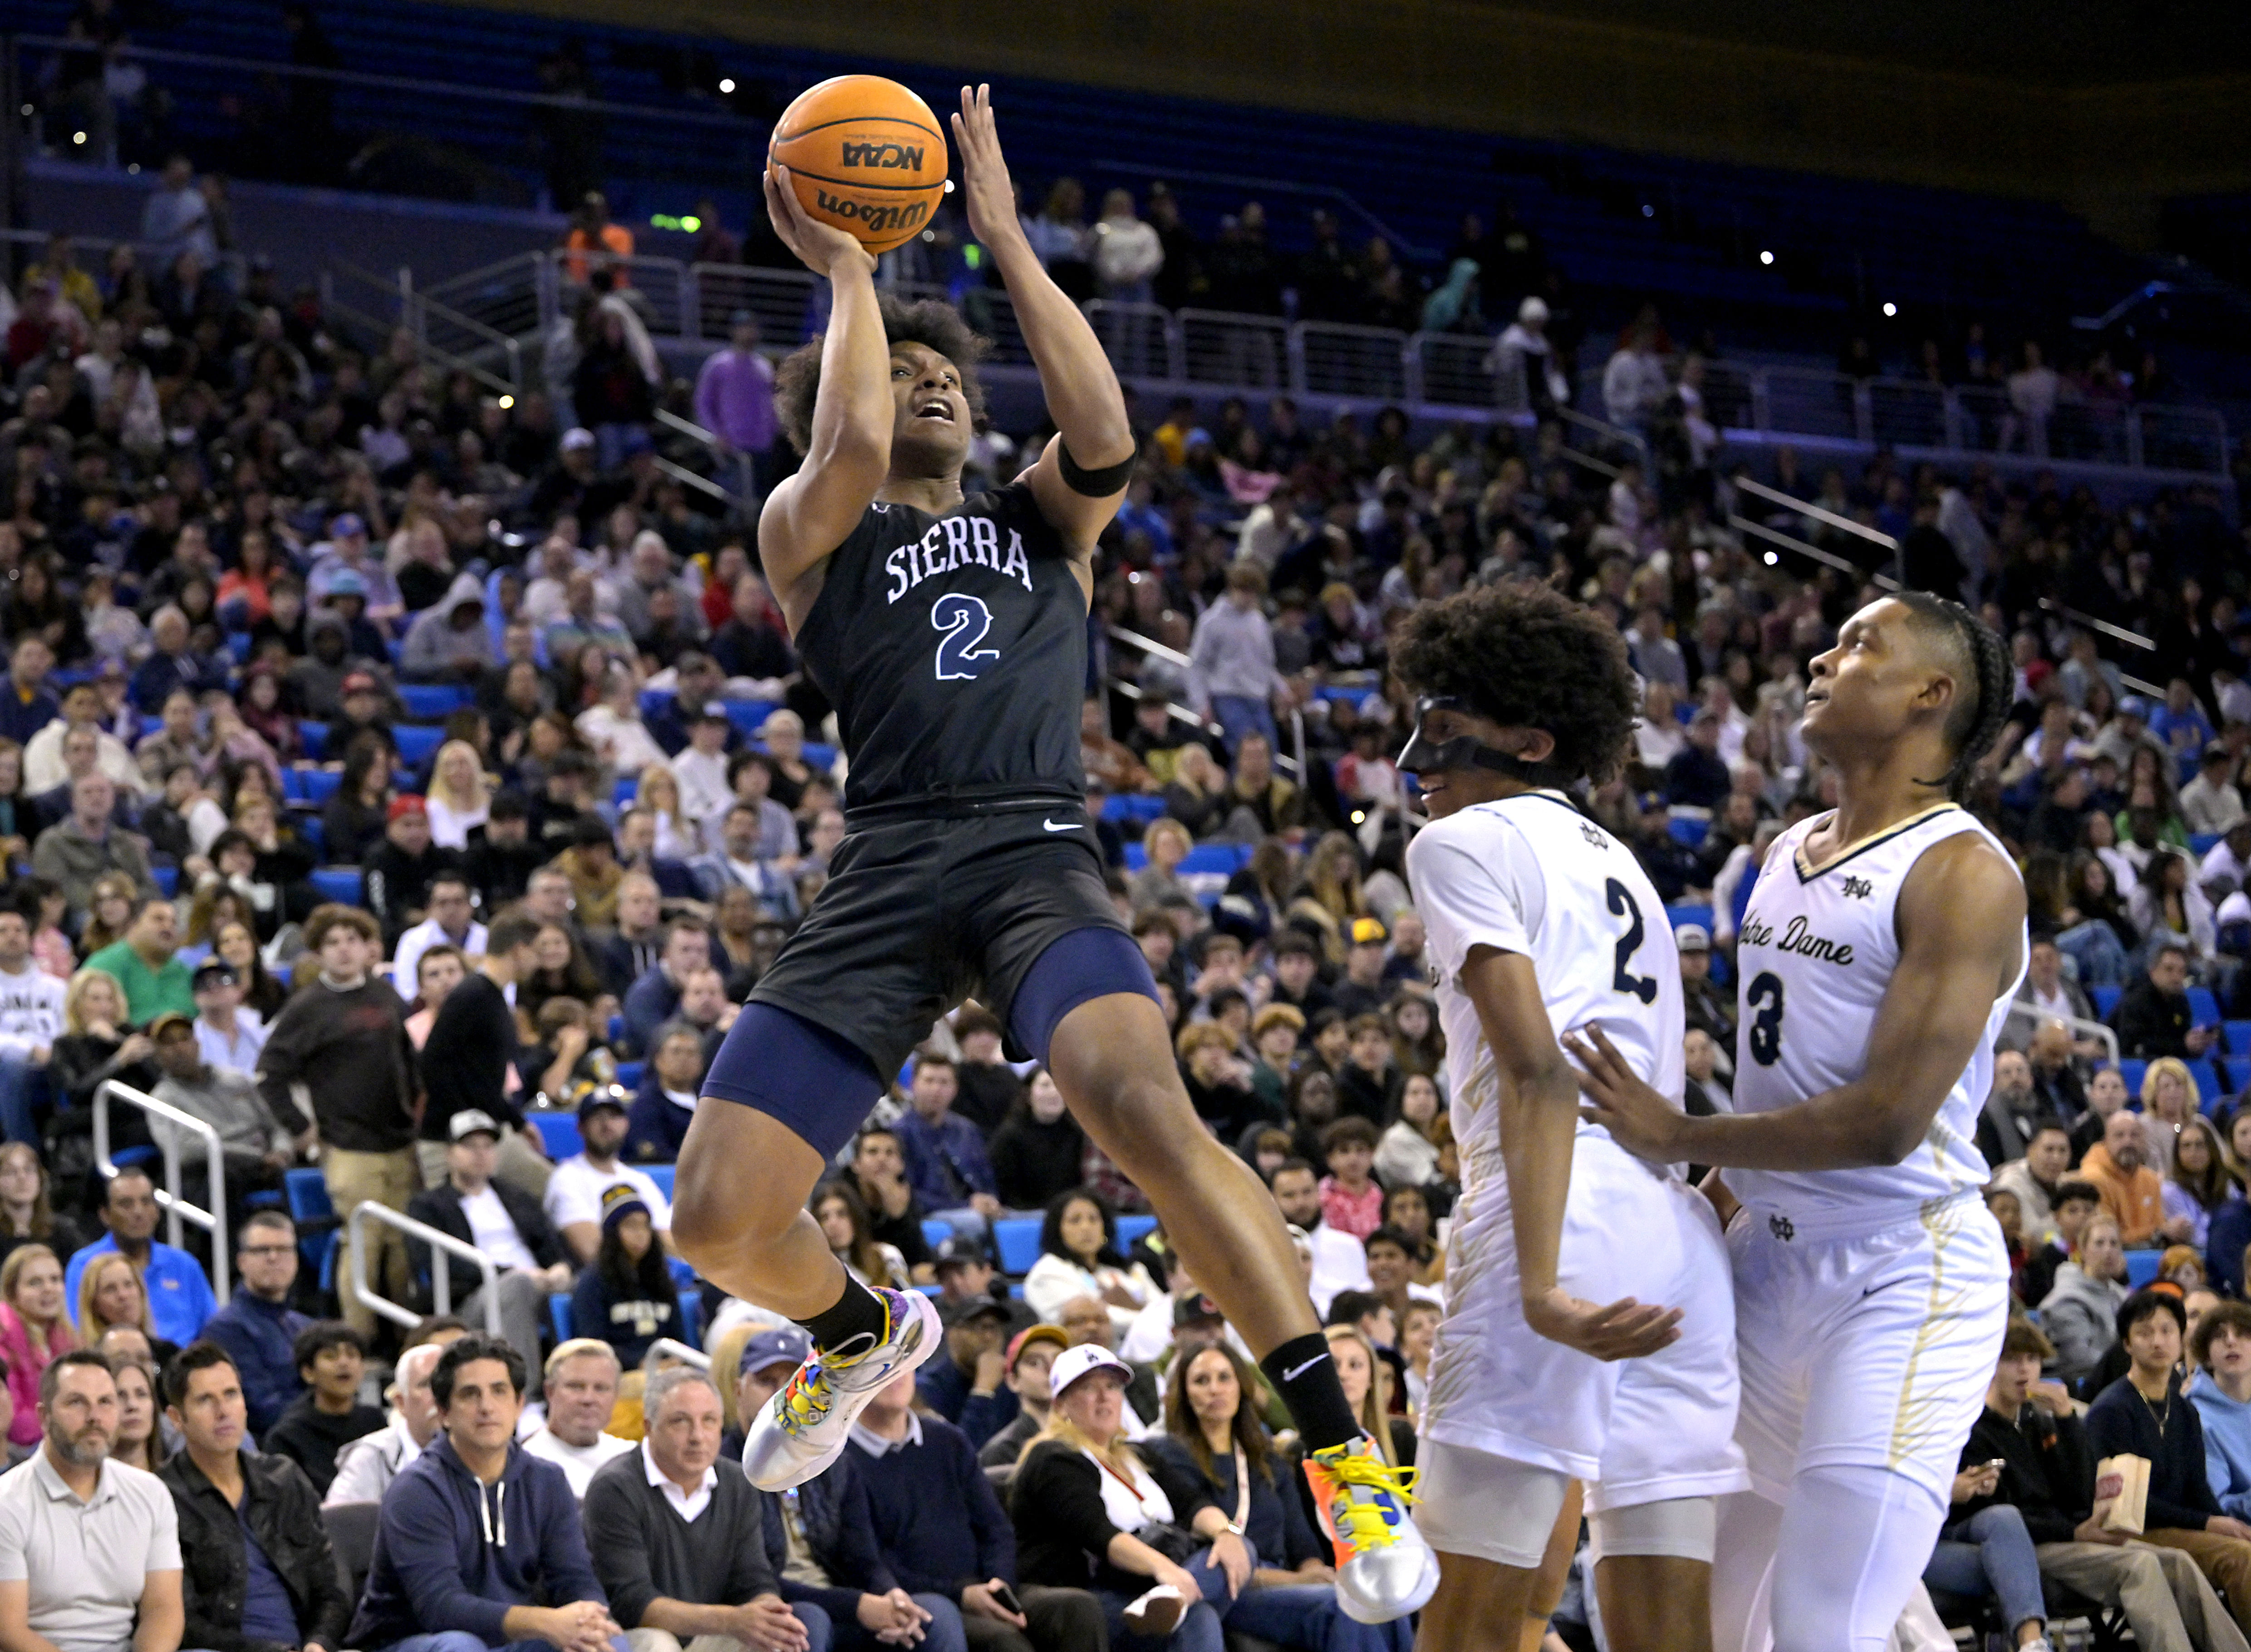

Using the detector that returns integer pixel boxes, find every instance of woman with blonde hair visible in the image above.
[0,1243,74,1445]
[1130,818,1195,909]
[49,967,158,1112]
[425,740,492,849]
[2141,1056,2197,1173]
[1287,833,1369,964]
[1323,1321,1410,1468]
[79,1250,159,1353]
[78,872,141,956]
[632,762,702,861]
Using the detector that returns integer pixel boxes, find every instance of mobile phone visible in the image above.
[989,1583,1023,1618]
[1981,1459,2007,1472]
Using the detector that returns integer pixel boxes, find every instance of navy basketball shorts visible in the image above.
[701,798,1159,1159]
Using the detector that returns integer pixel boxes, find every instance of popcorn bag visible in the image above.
[2094,1455,2151,1535]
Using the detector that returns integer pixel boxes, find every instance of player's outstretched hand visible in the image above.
[762,164,875,280]
[1565,1023,1688,1161]
[1524,1286,1682,1362]
[950,85,1020,253]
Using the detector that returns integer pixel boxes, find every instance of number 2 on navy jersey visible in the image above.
[932,593,1001,681]
[1604,878,1659,1005]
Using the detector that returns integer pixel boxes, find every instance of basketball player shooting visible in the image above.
[668,86,1435,1625]
[1567,593,2025,1652]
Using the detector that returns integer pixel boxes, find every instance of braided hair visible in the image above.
[1893,592,2012,800]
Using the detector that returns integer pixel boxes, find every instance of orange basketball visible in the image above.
[768,75,949,256]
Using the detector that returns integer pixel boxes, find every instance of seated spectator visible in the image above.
[1316,1119,1384,1242]
[0,906,64,1148]
[2080,1108,2167,1248]
[327,1341,447,1508]
[978,1325,1067,1470]
[145,1011,293,1218]
[407,1110,575,1389]
[1661,711,1730,808]
[988,1074,1087,1218]
[914,1296,1017,1453]
[1021,1189,1155,1336]
[157,1340,351,1652]
[1266,1162,1369,1319]
[30,773,157,917]
[78,1254,173,1375]
[262,1321,383,1496]
[846,1129,936,1285]
[191,958,267,1078]
[814,1183,910,1293]
[2169,1117,2232,1253]
[1329,927,1394,1025]
[197,1211,311,1435]
[2070,1066,2132,1165]
[364,797,464,951]
[2041,1214,2132,1385]
[583,1364,829,1652]
[393,873,488,1000]
[2086,1289,2251,1634]
[546,1094,674,1267]
[2188,1300,2251,1525]
[1993,1125,2075,1250]
[64,1166,217,1348]
[570,1191,679,1373]
[2017,1174,2100,1311]
[2113,945,2217,1060]
[850,1368,1106,1652]
[346,1333,628,1652]
[0,1349,184,1652]
[1956,1317,2239,1650]
[1975,1049,2061,1168]
[621,920,709,1057]
[1175,1024,1263,1143]
[522,1339,634,1499]
[1009,1345,1239,1650]
[0,1245,72,1453]
[1149,1343,1408,1652]
[892,1056,1000,1246]
[624,1021,708,1165]
[83,899,196,1027]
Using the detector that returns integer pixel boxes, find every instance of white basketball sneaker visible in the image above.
[740,1288,943,1491]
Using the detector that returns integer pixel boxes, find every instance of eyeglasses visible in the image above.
[239,1245,295,1259]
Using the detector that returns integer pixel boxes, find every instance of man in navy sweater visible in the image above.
[850,1370,1103,1652]
[2084,1288,2251,1633]
[349,1333,629,1652]
[197,1210,312,1434]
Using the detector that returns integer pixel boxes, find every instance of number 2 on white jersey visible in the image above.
[1605,877,1659,1005]
[932,593,1001,681]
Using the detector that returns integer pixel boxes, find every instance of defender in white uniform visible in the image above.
[1575,593,2025,1652]
[1391,584,1746,1652]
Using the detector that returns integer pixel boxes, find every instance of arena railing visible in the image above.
[94,1078,229,1305]
[648,1338,709,1370]
[329,261,523,393]
[1103,621,1307,784]
[348,1200,504,1336]
[2001,1001,2122,1069]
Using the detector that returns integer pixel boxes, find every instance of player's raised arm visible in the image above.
[757,166,891,610]
[950,85,1134,549]
[1572,832,2025,1170]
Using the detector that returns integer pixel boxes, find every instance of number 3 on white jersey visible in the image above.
[932,593,1001,681]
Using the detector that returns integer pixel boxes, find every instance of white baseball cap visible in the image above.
[1048,1343,1133,1399]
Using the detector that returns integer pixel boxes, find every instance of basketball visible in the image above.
[768,75,949,255]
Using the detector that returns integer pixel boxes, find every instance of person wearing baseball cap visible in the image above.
[364,794,458,949]
[405,1108,575,1394]
[976,1324,1071,1469]
[1011,1343,1238,1644]
[1676,919,1737,1059]
[190,956,267,1077]
[919,1291,1020,1449]
[565,1184,677,1370]
[543,1087,673,1267]
[147,1007,294,1215]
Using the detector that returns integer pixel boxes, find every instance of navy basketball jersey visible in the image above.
[794,481,1087,811]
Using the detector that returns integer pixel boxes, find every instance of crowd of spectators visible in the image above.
[6,65,2251,1642]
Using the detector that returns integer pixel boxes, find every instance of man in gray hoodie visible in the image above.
[403,575,499,684]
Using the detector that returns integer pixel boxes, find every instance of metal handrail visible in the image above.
[332,263,523,396]
[1729,514,1899,592]
[648,1338,709,1371]
[1556,405,1650,468]
[653,456,744,510]
[1735,477,1899,554]
[94,1079,229,1304]
[2002,1000,2121,1069]
[1103,621,1304,780]
[349,1201,502,1334]
[2035,597,2158,653]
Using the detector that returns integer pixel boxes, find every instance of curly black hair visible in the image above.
[1893,591,2011,800]
[772,293,989,456]
[1389,582,1638,786]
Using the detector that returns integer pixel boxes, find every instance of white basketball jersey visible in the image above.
[1407,792,1685,1202]
[1728,804,2025,1234]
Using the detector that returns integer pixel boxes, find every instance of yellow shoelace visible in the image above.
[1316,1451,1421,1552]
[773,1299,897,1437]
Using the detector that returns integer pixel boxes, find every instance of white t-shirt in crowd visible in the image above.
[459,1185,539,1273]
[544,1155,673,1235]
[521,1427,634,1499]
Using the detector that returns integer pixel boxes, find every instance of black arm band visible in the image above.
[1057,444,1135,497]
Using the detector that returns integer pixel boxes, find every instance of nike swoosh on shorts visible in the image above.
[1043,819,1083,832]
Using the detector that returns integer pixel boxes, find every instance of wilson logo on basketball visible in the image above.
[812,191,930,235]
[840,141,926,170]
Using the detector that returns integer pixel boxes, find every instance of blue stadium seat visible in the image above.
[140,716,162,740]
[994,1217,1043,1275]
[1122,844,1147,871]
[2189,987,2222,1028]
[310,868,361,906]
[299,769,343,804]
[2189,1059,2225,1105]
[298,721,329,759]
[2192,833,2224,857]
[677,1290,702,1346]
[1179,844,1251,876]
[296,815,325,856]
[1666,904,1715,936]
[1667,816,1709,847]
[2126,1249,2164,1288]
[723,700,783,737]
[398,683,472,721]
[2091,985,2123,1020]
[285,1166,334,1274]
[1102,794,1168,825]
[2119,1059,2148,1098]
[394,725,442,766]
[614,1062,643,1089]
[1116,1214,1157,1249]
[226,632,252,665]
[152,865,176,897]
[613,778,638,808]
[803,742,838,771]
[549,1294,573,1343]
[922,1219,952,1253]
[645,1165,674,1200]
[529,1113,582,1158]
[2228,1022,2251,1057]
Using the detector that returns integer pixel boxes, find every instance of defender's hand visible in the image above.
[949,84,1023,255]
[1523,1285,1682,1362]
[1565,1025,1690,1161]
[763,165,876,280]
